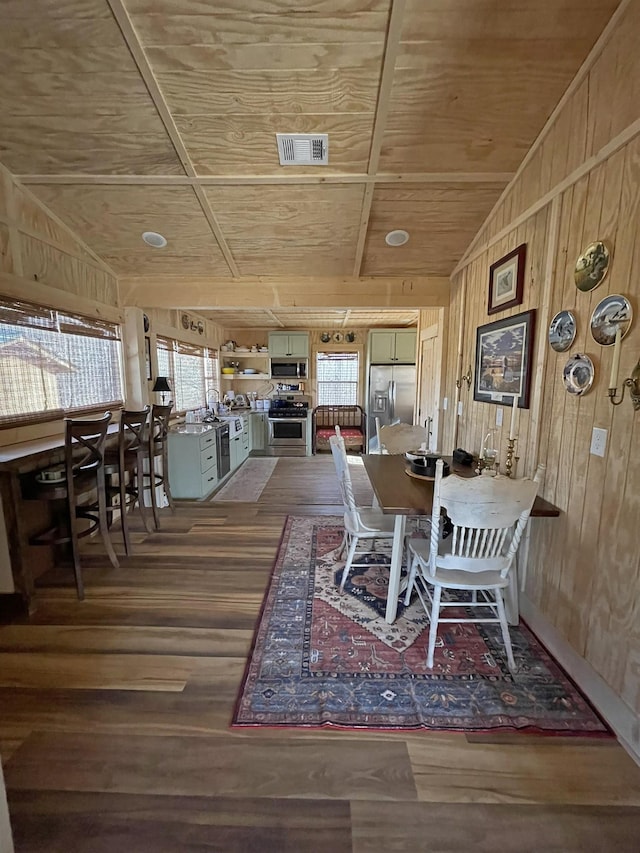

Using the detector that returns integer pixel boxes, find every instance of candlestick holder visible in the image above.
[504,438,517,478]
[608,360,640,411]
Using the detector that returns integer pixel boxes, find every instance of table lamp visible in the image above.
[152,376,171,405]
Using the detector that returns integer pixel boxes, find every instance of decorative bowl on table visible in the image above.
[405,449,430,462]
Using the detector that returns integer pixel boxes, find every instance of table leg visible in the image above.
[385,513,406,624]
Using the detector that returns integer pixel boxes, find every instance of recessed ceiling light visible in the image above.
[385,229,409,246]
[142,231,167,248]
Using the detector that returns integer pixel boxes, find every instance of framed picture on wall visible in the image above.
[487,243,526,314]
[474,310,536,408]
[144,336,152,380]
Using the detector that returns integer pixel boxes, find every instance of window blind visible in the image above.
[155,336,219,412]
[0,298,124,427]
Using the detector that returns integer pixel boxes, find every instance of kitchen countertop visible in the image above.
[170,423,222,435]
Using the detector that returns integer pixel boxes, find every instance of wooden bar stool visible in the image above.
[28,412,119,600]
[104,406,153,555]
[148,403,175,529]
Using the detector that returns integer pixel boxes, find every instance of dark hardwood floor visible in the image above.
[1,456,640,852]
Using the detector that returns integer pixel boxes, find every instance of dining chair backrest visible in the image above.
[379,422,428,455]
[64,411,112,482]
[150,403,172,450]
[428,459,540,578]
[329,433,360,529]
[118,406,150,460]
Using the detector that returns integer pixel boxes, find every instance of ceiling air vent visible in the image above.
[276,133,328,166]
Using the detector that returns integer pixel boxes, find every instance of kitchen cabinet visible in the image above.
[268,332,309,358]
[230,433,245,471]
[249,412,268,453]
[369,329,416,364]
[168,426,219,499]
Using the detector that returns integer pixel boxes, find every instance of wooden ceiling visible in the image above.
[1,0,619,288]
[199,307,419,329]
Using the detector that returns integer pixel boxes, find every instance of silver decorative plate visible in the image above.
[590,294,633,346]
[562,353,594,396]
[548,310,576,352]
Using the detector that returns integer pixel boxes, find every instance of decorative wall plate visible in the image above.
[320,332,331,343]
[333,331,344,342]
[574,241,610,292]
[548,310,576,352]
[590,294,632,345]
[143,313,150,333]
[562,353,594,396]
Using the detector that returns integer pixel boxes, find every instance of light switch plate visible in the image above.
[457,401,463,416]
[590,427,607,457]
[496,408,503,426]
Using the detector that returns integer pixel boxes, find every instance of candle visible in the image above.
[609,326,622,389]
[509,394,518,440]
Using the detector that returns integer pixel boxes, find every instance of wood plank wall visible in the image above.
[445,1,640,727]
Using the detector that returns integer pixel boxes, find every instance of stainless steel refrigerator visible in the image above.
[367,364,416,450]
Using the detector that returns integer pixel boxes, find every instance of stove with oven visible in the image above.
[267,396,311,456]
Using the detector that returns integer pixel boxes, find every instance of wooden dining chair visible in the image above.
[404,459,542,671]
[29,412,119,599]
[329,431,396,591]
[103,406,153,555]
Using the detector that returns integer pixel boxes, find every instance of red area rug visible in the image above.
[233,516,611,733]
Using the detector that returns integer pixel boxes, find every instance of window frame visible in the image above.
[156,335,219,414]
[315,350,360,406]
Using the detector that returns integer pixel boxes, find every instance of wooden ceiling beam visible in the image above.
[353,0,407,277]
[106,0,240,277]
[118,274,449,311]
[16,172,514,186]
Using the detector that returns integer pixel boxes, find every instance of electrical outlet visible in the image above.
[443,397,448,410]
[457,401,463,416]
[496,408,503,427]
[590,427,607,457]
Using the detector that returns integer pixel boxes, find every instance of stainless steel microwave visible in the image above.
[270,360,307,379]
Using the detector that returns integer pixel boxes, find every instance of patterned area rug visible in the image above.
[233,516,610,733]
[211,457,278,501]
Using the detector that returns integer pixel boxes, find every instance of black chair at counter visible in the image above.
[27,412,119,600]
[103,406,153,555]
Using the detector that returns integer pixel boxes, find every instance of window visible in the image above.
[0,297,123,427]
[316,351,359,405]
[156,336,219,412]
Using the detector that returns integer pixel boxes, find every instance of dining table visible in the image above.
[362,454,560,624]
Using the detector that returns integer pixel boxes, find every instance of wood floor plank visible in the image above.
[0,652,194,692]
[0,625,252,657]
[351,801,640,852]
[407,737,640,805]
[6,732,417,801]
[8,790,353,853]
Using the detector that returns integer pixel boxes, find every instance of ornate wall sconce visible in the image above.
[609,360,640,411]
[455,366,472,389]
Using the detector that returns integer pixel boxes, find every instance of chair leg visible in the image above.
[162,448,175,512]
[336,531,347,559]
[426,585,442,668]
[135,455,153,533]
[149,466,160,530]
[67,501,85,601]
[404,553,418,605]
[339,535,359,591]
[495,590,516,671]
[97,471,119,570]
[119,468,131,556]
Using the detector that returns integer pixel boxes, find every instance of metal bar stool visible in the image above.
[28,412,119,600]
[148,403,175,529]
[104,406,153,555]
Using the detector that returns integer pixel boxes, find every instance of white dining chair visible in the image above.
[404,459,543,671]
[329,432,396,591]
